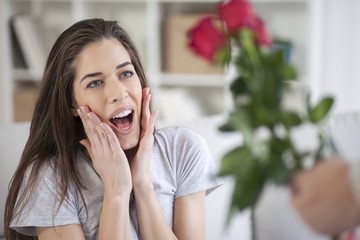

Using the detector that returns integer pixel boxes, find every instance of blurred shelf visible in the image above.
[250,0,307,3]
[10,0,72,2]
[1,0,318,123]
[9,0,308,5]
[159,73,228,87]
[158,0,306,2]
[82,0,146,3]
[13,68,42,82]
[157,0,219,3]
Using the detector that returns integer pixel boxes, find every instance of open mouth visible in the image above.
[110,109,134,130]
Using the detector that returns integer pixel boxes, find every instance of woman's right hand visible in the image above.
[78,106,132,196]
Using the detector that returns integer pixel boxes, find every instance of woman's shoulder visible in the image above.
[154,126,206,146]
[21,157,56,186]
[16,152,93,212]
[21,151,91,193]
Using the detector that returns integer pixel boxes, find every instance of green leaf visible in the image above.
[226,110,254,141]
[238,28,260,66]
[220,146,253,176]
[268,48,284,65]
[252,105,277,126]
[230,166,265,211]
[230,76,248,96]
[309,97,334,123]
[266,138,292,184]
[280,111,302,130]
[219,122,236,132]
[237,28,253,47]
[267,153,291,184]
[305,93,312,118]
[282,64,297,80]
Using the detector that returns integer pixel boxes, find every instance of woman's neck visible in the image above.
[125,144,139,162]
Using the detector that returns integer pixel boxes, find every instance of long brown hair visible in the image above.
[4,18,149,240]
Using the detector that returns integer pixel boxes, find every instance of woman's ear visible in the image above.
[71,105,79,116]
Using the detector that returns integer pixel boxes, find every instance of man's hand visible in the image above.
[291,159,360,235]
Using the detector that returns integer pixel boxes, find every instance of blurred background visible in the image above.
[1,1,360,239]
[0,0,359,124]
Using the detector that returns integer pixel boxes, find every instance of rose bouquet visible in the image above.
[188,0,334,217]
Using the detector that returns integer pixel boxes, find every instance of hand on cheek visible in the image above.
[78,106,101,150]
[78,106,132,194]
[140,88,151,138]
[140,87,158,151]
[130,88,158,185]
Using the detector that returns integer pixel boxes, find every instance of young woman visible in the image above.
[4,18,222,240]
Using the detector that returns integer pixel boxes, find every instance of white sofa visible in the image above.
[0,122,30,240]
[1,113,359,240]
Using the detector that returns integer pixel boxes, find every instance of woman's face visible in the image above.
[72,38,142,151]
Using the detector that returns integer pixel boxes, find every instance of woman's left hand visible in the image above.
[130,87,158,186]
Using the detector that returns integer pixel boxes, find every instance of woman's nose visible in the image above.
[105,76,129,103]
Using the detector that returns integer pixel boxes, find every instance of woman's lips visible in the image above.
[110,111,136,135]
[110,110,133,129]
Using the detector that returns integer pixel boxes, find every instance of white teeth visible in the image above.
[113,110,132,119]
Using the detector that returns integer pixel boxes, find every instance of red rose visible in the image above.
[217,0,255,32]
[188,17,225,62]
[252,15,271,47]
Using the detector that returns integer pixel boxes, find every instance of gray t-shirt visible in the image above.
[10,127,223,239]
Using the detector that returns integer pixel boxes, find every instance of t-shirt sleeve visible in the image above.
[10,162,80,236]
[174,128,224,198]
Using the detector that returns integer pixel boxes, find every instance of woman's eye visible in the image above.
[119,71,134,79]
[87,80,102,88]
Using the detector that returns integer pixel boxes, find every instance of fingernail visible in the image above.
[81,106,85,113]
[77,109,81,116]
[87,113,93,120]
[149,94,152,101]
[147,88,150,94]
[99,123,104,128]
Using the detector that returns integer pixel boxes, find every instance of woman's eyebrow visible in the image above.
[80,72,102,83]
[116,61,132,69]
[80,62,132,84]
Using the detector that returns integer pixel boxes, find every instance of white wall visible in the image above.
[0,1,12,124]
[321,0,360,114]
